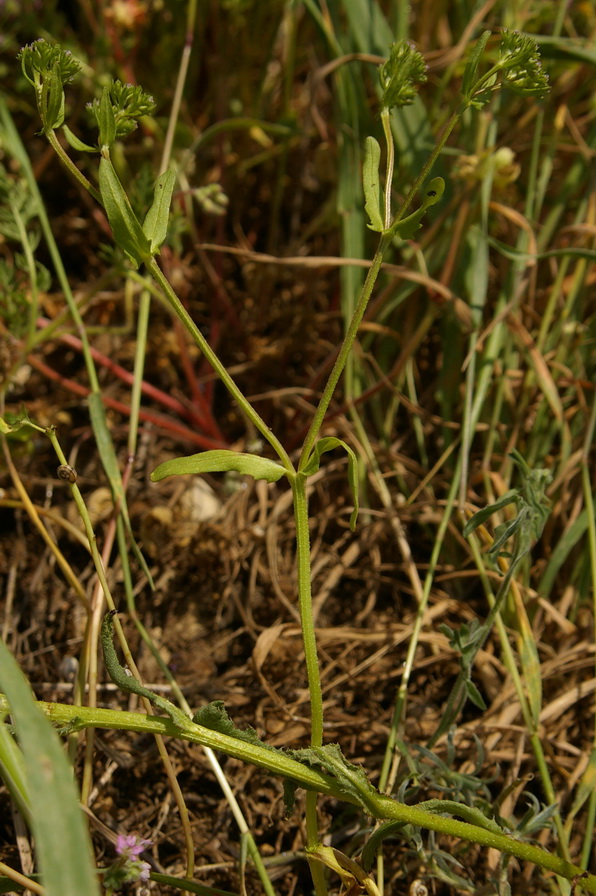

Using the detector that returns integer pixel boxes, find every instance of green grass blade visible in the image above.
[538,510,588,598]
[88,393,154,586]
[0,718,31,821]
[0,640,99,896]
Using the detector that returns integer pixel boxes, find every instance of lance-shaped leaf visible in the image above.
[300,437,359,530]
[62,124,97,152]
[463,489,517,536]
[143,168,176,253]
[0,715,31,822]
[44,64,66,131]
[462,30,492,101]
[151,449,288,484]
[97,86,116,149]
[363,136,384,232]
[98,156,151,267]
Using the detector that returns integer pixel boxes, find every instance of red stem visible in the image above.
[35,317,225,442]
[27,354,228,450]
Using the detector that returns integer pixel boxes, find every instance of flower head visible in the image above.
[87,80,156,141]
[379,40,428,111]
[498,30,550,97]
[116,833,153,860]
[103,833,153,890]
[18,38,81,87]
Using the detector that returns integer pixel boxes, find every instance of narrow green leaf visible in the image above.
[567,748,596,823]
[142,168,176,253]
[301,437,359,530]
[151,449,288,484]
[44,65,65,130]
[62,124,97,153]
[143,871,238,896]
[363,136,384,232]
[462,30,492,100]
[488,234,596,263]
[463,490,517,535]
[538,510,588,597]
[518,624,542,724]
[531,32,596,66]
[489,517,520,556]
[0,640,100,896]
[0,718,31,821]
[98,156,151,268]
[465,678,487,710]
[97,86,116,149]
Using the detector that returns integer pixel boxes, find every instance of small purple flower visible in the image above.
[116,833,152,860]
[104,834,153,891]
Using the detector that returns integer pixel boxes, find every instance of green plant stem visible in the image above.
[292,475,323,747]
[0,861,43,895]
[45,428,115,614]
[381,109,394,230]
[45,129,102,203]
[292,472,327,893]
[4,695,596,892]
[146,257,293,472]
[299,233,391,469]
[127,286,151,455]
[147,870,237,896]
[290,101,464,889]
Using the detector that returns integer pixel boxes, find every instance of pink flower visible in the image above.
[104,834,153,889]
[116,833,152,860]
